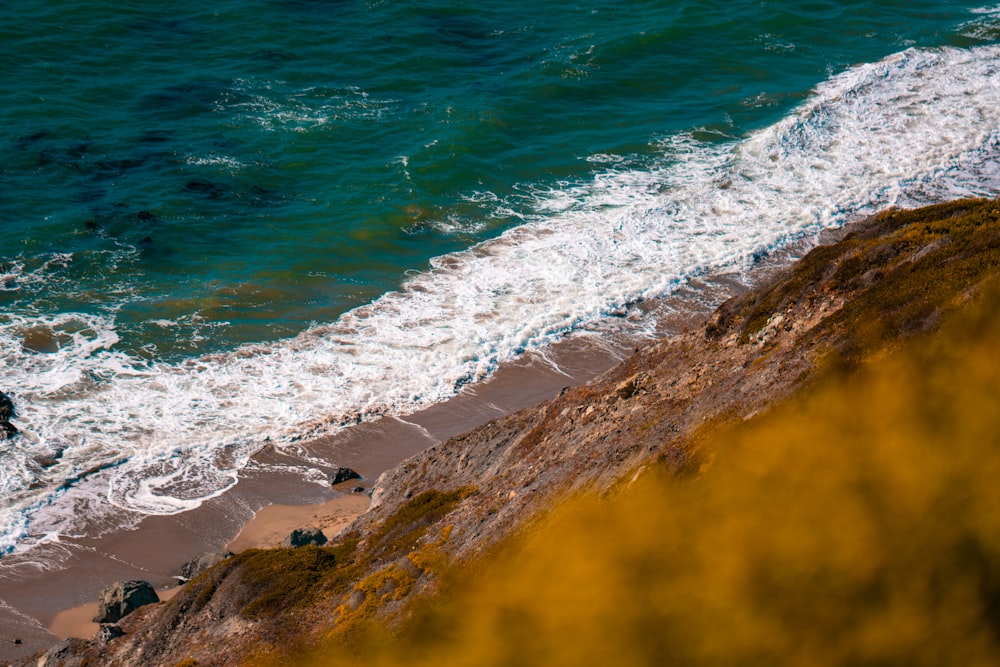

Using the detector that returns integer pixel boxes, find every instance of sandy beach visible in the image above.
[0,320,648,662]
[45,492,371,644]
[226,492,372,553]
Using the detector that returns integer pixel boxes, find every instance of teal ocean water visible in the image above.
[2,1,1000,556]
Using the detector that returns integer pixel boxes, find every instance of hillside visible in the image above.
[32,199,1000,666]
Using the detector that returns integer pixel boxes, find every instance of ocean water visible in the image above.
[2,1,1000,558]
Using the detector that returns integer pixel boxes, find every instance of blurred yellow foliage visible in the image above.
[293,277,1000,667]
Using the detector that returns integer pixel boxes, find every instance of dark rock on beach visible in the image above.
[93,581,160,624]
[281,527,328,548]
[330,466,362,485]
[179,551,232,582]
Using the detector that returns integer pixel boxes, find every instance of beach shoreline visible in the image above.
[45,492,371,644]
[0,219,849,663]
[0,221,874,663]
[0,304,654,661]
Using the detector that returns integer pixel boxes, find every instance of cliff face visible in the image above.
[365,198,1000,558]
[35,199,1000,666]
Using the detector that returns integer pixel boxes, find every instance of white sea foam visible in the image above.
[962,6,1000,40]
[3,45,1000,556]
[224,79,400,132]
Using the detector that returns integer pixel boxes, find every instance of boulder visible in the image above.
[181,551,233,581]
[0,391,13,421]
[281,527,327,548]
[179,551,232,582]
[97,623,124,643]
[93,580,160,624]
[330,466,362,485]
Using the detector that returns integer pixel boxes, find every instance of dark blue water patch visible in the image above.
[124,15,208,40]
[250,48,294,63]
[276,0,361,15]
[14,130,50,148]
[133,79,247,126]
[139,130,174,144]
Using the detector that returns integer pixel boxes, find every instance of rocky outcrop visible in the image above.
[364,199,1000,560]
[330,466,362,485]
[37,639,90,667]
[178,551,232,582]
[93,581,160,624]
[95,624,124,644]
[281,527,327,548]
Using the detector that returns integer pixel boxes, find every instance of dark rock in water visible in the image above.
[281,527,328,548]
[179,551,232,581]
[330,466,362,485]
[97,623,124,643]
[0,391,15,421]
[93,580,160,624]
[0,391,16,438]
[136,210,158,223]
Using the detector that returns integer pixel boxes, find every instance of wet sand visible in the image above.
[227,492,372,552]
[43,491,370,645]
[48,587,181,644]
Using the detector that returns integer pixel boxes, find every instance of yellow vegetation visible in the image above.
[285,273,1000,666]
